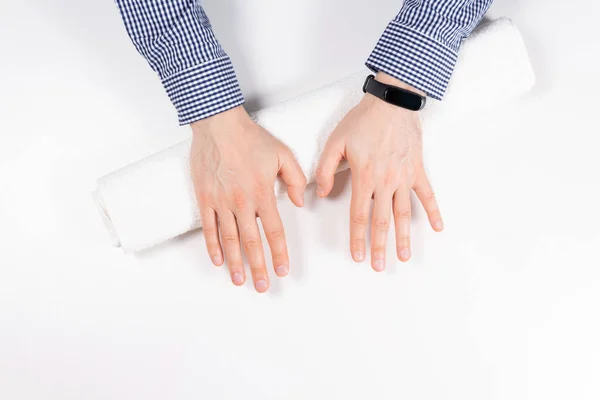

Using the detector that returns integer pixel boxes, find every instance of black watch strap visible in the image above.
[362,75,426,111]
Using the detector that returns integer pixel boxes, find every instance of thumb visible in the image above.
[278,148,307,207]
[315,139,344,198]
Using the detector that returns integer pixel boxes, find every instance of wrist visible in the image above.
[374,72,426,97]
[190,105,251,135]
[361,92,417,120]
[362,73,425,115]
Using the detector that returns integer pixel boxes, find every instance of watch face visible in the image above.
[384,88,424,111]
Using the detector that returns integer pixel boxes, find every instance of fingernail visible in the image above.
[400,248,411,260]
[354,251,364,262]
[373,257,385,272]
[255,279,269,293]
[435,220,444,231]
[212,255,223,265]
[317,185,325,197]
[275,265,289,277]
[232,272,245,285]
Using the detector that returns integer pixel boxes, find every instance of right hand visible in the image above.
[190,106,307,293]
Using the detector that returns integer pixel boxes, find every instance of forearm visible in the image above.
[114,0,244,124]
[366,0,493,100]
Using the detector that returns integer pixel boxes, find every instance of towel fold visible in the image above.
[93,18,535,252]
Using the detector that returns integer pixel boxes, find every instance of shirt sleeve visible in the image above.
[366,0,494,100]
[114,0,244,125]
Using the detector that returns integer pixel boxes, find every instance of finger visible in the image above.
[237,212,269,293]
[414,172,444,232]
[370,190,392,272]
[200,206,223,266]
[349,169,374,262]
[258,195,290,278]
[218,209,246,286]
[316,139,344,198]
[279,148,307,207]
[393,185,412,262]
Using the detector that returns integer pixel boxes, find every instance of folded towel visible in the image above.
[93,18,535,252]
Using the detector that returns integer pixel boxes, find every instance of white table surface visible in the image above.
[1,1,599,399]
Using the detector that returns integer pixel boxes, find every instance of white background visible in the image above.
[1,0,599,399]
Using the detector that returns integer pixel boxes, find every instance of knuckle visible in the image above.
[358,167,372,184]
[374,217,390,230]
[243,237,262,250]
[249,262,267,273]
[207,244,221,254]
[352,239,365,251]
[231,188,247,210]
[229,263,244,272]
[221,233,239,244]
[383,169,396,187]
[316,166,329,180]
[352,212,370,226]
[371,246,386,254]
[253,181,270,200]
[395,209,411,219]
[196,191,211,205]
[428,209,441,219]
[271,253,287,262]
[425,191,436,201]
[202,226,218,236]
[265,229,285,241]
[396,235,410,244]
[417,187,436,203]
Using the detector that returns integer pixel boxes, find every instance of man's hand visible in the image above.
[316,72,443,271]
[190,106,307,292]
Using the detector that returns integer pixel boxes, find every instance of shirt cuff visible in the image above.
[162,56,245,126]
[365,21,459,100]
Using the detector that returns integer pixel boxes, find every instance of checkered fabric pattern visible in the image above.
[366,0,494,100]
[115,0,244,125]
[115,0,492,125]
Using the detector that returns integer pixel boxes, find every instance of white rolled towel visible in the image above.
[93,18,535,252]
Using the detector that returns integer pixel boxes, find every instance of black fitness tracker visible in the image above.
[362,74,426,111]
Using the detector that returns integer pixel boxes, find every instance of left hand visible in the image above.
[316,72,444,271]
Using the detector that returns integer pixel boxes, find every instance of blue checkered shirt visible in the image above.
[115,0,493,125]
